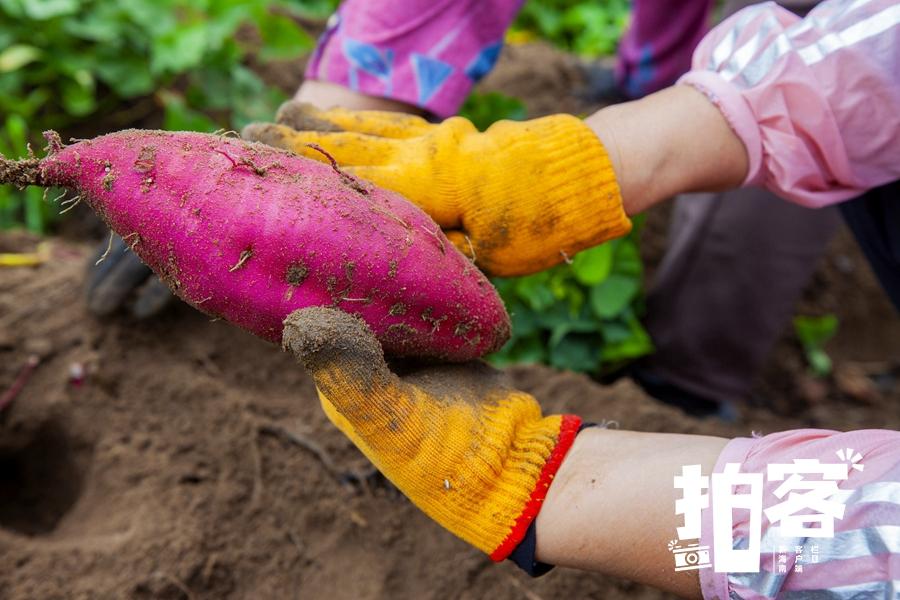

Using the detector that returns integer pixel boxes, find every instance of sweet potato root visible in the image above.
[0,131,510,361]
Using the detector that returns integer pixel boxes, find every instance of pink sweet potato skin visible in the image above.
[39,130,510,361]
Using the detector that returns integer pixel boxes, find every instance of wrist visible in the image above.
[535,428,727,598]
[585,85,749,215]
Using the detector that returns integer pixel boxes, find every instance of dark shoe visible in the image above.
[578,62,631,105]
[86,235,175,319]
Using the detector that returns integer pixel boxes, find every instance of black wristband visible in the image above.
[507,422,597,577]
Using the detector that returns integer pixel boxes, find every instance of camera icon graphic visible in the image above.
[668,539,711,572]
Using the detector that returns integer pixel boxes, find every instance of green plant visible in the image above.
[490,231,653,374]
[0,0,332,230]
[794,314,839,377]
[461,90,652,374]
[459,92,527,131]
[513,0,630,57]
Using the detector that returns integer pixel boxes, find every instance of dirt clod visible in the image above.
[0,157,45,188]
[286,262,309,286]
[133,145,156,173]
[276,101,344,133]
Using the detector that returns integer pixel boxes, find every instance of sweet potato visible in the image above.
[0,130,510,361]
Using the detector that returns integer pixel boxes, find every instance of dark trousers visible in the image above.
[643,190,841,403]
[840,181,900,312]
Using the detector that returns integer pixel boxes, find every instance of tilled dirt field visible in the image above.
[1,232,897,600]
[1,42,898,600]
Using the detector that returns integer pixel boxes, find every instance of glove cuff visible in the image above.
[488,413,582,561]
[473,115,633,275]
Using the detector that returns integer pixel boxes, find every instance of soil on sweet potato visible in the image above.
[1,42,898,600]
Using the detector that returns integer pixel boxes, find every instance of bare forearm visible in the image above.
[536,428,728,599]
[586,85,749,216]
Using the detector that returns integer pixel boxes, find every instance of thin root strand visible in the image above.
[0,354,40,413]
[304,143,368,195]
[59,196,82,214]
[422,225,446,255]
[229,248,253,272]
[95,230,114,266]
[464,235,477,263]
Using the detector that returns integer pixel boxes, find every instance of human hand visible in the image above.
[244,102,631,277]
[282,306,581,560]
[85,235,174,319]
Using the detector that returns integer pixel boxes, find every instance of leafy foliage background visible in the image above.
[0,0,330,230]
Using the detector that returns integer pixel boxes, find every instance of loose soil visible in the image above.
[2,42,898,600]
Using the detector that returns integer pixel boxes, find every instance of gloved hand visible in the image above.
[85,234,174,319]
[282,306,581,560]
[244,102,631,277]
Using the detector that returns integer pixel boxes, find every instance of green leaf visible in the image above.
[3,113,28,155]
[806,348,833,377]
[600,333,653,363]
[600,311,654,362]
[459,92,526,131]
[120,0,176,36]
[24,186,45,233]
[550,334,599,372]
[571,243,613,285]
[611,237,643,277]
[205,4,251,51]
[534,300,576,329]
[489,335,546,368]
[599,320,632,344]
[94,54,156,97]
[793,314,839,377]
[0,188,14,229]
[226,64,288,129]
[514,273,555,311]
[0,45,41,72]
[590,274,640,319]
[151,23,208,74]
[0,0,25,18]
[282,0,341,20]
[257,13,314,61]
[509,304,541,338]
[160,90,219,132]
[793,314,838,348]
[64,7,129,43]
[549,317,597,348]
[60,72,96,116]
[22,0,79,20]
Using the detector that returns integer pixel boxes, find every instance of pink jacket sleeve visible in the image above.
[679,0,900,207]
[699,429,900,600]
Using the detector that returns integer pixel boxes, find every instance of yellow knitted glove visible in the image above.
[282,306,581,560]
[244,102,631,277]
